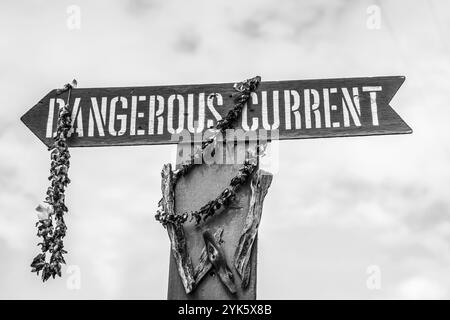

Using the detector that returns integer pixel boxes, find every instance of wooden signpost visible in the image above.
[22,75,411,300]
[21,76,410,148]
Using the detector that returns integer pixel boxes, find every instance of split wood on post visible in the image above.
[234,169,273,289]
[160,163,195,293]
[203,230,237,294]
[193,227,224,285]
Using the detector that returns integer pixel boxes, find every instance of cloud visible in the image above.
[173,30,201,54]
[1,0,450,299]
[125,0,160,16]
[394,277,448,299]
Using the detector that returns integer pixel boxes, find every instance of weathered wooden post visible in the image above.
[166,143,272,299]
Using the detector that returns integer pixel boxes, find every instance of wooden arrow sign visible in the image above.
[21,76,411,147]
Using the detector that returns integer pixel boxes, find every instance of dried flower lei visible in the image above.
[28,77,260,280]
[155,76,262,227]
[31,81,76,282]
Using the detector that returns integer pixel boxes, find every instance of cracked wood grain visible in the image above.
[234,169,273,289]
[161,163,195,294]
[194,227,224,285]
[203,230,237,294]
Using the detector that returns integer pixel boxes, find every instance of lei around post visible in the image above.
[155,76,262,227]
[31,81,76,282]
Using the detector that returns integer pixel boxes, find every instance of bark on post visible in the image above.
[161,163,195,294]
[234,170,273,288]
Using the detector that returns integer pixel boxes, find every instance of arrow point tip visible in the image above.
[403,122,413,134]
[20,112,29,125]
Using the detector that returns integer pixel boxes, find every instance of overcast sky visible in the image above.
[1,0,449,299]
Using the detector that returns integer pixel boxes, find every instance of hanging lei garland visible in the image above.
[155,76,261,227]
[30,81,76,282]
[28,77,260,280]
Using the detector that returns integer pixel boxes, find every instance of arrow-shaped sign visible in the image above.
[21,76,411,148]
